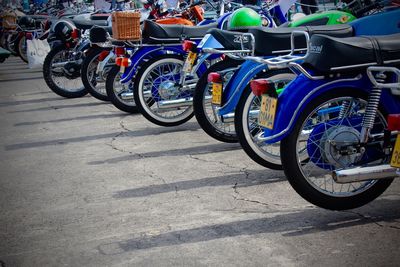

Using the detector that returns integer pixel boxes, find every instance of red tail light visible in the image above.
[388,114,400,131]
[115,47,125,56]
[208,72,222,83]
[71,29,79,40]
[182,40,196,52]
[98,50,110,61]
[26,32,33,40]
[250,79,274,97]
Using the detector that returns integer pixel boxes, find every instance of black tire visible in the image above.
[193,59,242,143]
[81,47,110,101]
[280,88,393,210]
[16,35,28,63]
[235,69,296,169]
[105,65,138,113]
[43,45,87,98]
[133,54,194,127]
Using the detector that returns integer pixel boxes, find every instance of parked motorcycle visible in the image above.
[265,33,400,210]
[81,0,207,102]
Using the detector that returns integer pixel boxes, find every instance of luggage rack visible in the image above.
[367,66,400,96]
[240,31,310,69]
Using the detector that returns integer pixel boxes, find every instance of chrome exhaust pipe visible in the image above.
[120,92,133,100]
[158,98,194,109]
[158,95,213,109]
[332,164,399,184]
[222,110,260,123]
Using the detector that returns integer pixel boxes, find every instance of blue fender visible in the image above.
[218,60,266,116]
[120,45,184,84]
[262,74,400,144]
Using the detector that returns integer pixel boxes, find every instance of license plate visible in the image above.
[183,52,197,73]
[211,83,222,105]
[390,134,400,168]
[258,95,277,130]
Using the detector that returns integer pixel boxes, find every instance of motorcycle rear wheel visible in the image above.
[280,89,393,210]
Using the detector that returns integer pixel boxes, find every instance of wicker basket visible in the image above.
[2,12,17,29]
[112,11,141,41]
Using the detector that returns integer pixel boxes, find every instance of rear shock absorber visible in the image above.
[359,73,386,143]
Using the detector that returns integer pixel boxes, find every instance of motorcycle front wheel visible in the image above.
[43,45,87,98]
[280,88,393,210]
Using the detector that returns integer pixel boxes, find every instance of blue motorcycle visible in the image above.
[129,4,289,126]
[259,32,400,210]
[192,1,387,145]
[196,8,400,169]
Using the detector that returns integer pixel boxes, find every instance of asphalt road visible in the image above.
[0,57,399,266]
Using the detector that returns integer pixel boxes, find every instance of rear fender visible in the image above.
[218,60,265,116]
[120,45,184,83]
[262,74,369,144]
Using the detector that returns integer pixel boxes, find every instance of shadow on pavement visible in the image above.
[14,113,127,126]
[97,198,400,255]
[88,143,241,165]
[0,96,68,107]
[8,101,109,113]
[5,123,208,151]
[113,170,285,199]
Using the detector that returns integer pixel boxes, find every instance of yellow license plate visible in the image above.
[183,52,197,73]
[258,94,278,130]
[211,83,222,105]
[390,134,400,168]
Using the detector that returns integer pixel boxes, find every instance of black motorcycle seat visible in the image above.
[304,33,400,73]
[249,24,354,56]
[73,18,108,30]
[142,20,218,43]
[207,24,354,56]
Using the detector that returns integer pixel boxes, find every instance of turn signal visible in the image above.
[98,50,110,61]
[121,58,131,67]
[208,72,222,83]
[250,79,275,97]
[182,40,196,52]
[115,47,125,56]
[388,114,400,131]
[115,57,123,66]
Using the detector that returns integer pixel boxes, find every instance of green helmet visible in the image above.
[228,7,262,30]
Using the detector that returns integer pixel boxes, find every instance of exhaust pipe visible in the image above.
[158,96,212,109]
[158,98,194,109]
[222,110,260,123]
[333,164,399,184]
[120,92,133,100]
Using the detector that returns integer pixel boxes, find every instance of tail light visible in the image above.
[388,114,400,131]
[250,79,275,97]
[115,47,125,57]
[182,40,196,52]
[115,57,123,66]
[98,50,110,61]
[26,32,33,40]
[71,29,79,40]
[208,72,222,83]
